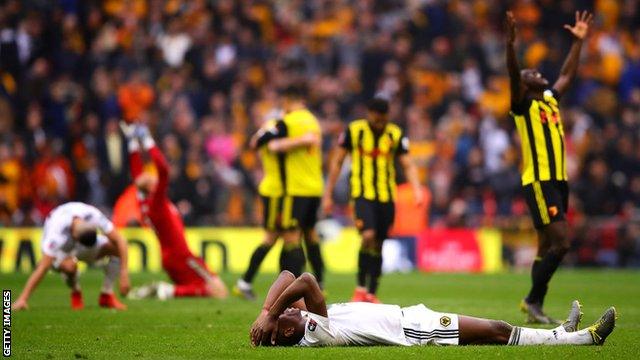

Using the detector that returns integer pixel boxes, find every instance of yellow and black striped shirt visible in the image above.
[256,119,285,197]
[511,89,568,186]
[255,109,323,197]
[340,119,409,203]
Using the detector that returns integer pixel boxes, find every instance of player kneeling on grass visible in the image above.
[250,271,616,347]
[12,202,130,310]
[121,121,227,300]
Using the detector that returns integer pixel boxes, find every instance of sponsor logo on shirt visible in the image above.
[307,319,317,332]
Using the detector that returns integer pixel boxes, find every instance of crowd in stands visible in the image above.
[0,0,639,266]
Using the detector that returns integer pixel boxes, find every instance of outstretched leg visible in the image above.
[460,304,615,346]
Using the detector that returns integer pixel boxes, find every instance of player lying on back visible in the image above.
[121,122,227,300]
[250,271,616,347]
[12,202,130,310]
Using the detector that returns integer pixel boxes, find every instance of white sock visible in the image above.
[63,272,81,292]
[237,279,252,290]
[157,282,175,300]
[101,257,120,294]
[509,325,593,345]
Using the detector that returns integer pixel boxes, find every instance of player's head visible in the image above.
[135,172,158,197]
[280,84,307,112]
[72,218,98,247]
[274,308,306,346]
[520,69,549,91]
[366,97,390,134]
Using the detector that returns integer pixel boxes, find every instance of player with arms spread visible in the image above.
[12,202,130,310]
[121,122,228,300]
[505,10,593,323]
[250,271,616,348]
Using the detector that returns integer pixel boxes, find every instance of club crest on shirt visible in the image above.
[548,206,558,217]
[307,319,317,332]
[440,316,451,327]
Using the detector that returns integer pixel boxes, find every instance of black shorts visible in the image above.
[354,198,395,240]
[522,180,569,229]
[261,196,320,231]
[292,196,320,229]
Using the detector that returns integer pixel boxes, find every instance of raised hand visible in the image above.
[505,11,517,44]
[119,121,135,139]
[564,10,593,40]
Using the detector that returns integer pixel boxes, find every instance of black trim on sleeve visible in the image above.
[340,127,353,151]
[255,119,287,148]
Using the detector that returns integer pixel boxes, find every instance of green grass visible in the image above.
[3,270,640,359]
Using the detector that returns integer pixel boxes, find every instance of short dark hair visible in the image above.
[367,97,389,114]
[77,228,98,247]
[280,84,307,99]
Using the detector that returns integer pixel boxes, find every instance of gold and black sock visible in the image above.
[357,250,370,287]
[305,242,325,284]
[526,253,563,305]
[280,244,306,277]
[367,252,383,295]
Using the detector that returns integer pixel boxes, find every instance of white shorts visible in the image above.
[401,304,460,346]
[52,235,110,269]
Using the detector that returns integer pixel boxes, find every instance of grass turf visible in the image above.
[3,270,639,359]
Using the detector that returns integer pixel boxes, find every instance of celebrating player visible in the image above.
[322,97,423,303]
[250,271,616,348]
[505,10,593,323]
[235,85,324,300]
[121,122,228,300]
[12,202,130,310]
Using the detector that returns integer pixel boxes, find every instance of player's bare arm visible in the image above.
[322,146,349,215]
[505,11,524,105]
[12,255,55,310]
[254,272,327,346]
[398,154,424,206]
[250,271,307,345]
[553,11,593,95]
[105,229,130,296]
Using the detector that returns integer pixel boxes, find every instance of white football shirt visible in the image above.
[41,202,114,261]
[298,302,409,347]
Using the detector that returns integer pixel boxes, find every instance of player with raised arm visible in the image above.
[12,202,130,310]
[322,97,423,303]
[121,122,228,300]
[506,10,593,323]
[250,271,616,348]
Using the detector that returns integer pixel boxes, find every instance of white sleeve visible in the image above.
[88,207,114,234]
[298,313,336,347]
[41,235,64,258]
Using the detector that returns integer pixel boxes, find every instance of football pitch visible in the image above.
[3,270,639,359]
